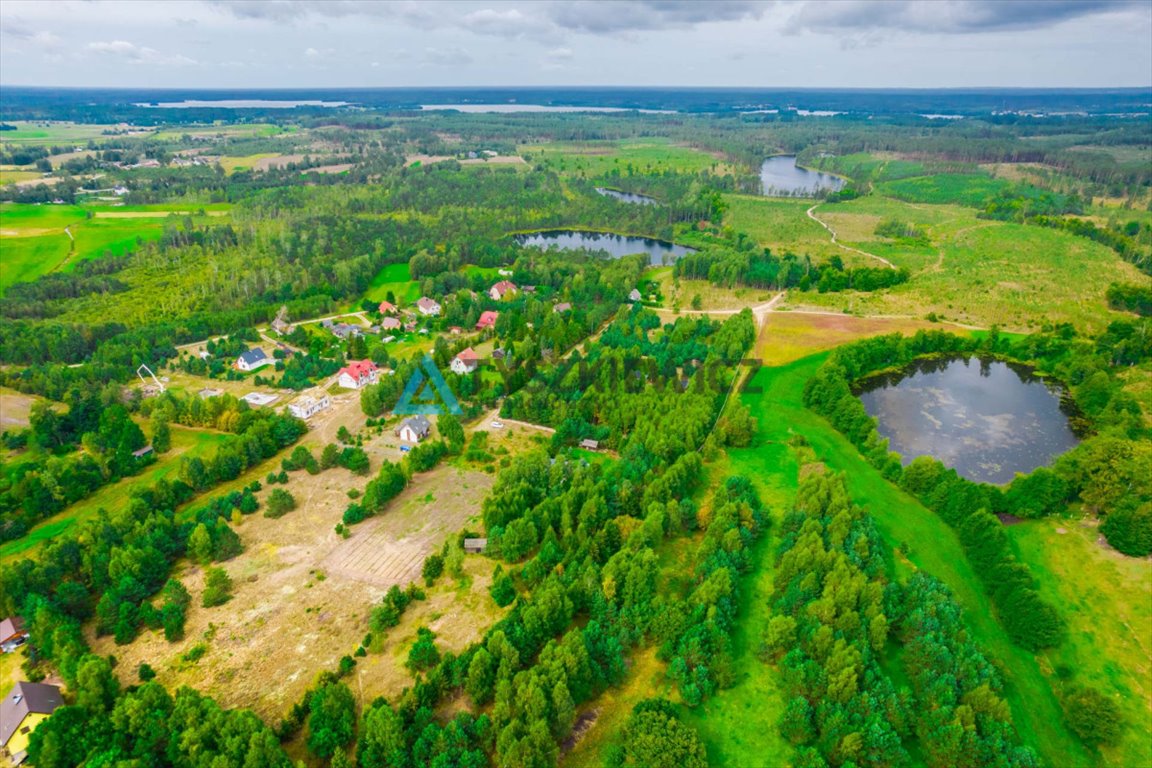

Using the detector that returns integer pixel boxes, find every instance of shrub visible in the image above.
[202,567,233,607]
[1101,504,1152,557]
[265,488,297,519]
[1062,686,1123,747]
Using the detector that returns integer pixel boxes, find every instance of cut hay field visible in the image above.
[0,121,150,146]
[757,311,941,365]
[91,462,498,721]
[218,153,282,173]
[0,166,43,186]
[0,202,232,292]
[777,195,1147,331]
[522,137,736,177]
[0,386,48,429]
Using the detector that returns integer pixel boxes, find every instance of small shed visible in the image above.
[464,538,488,554]
[132,445,154,459]
[579,439,600,451]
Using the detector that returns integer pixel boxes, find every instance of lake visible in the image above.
[760,155,845,196]
[595,187,659,205]
[858,356,1079,485]
[137,100,349,108]
[515,230,694,265]
[421,104,674,114]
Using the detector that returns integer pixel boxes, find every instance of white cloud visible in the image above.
[86,40,197,65]
[423,46,472,66]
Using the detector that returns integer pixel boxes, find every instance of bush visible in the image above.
[619,698,708,768]
[406,627,440,673]
[422,553,445,586]
[264,488,297,519]
[1062,686,1123,747]
[138,663,156,682]
[1101,504,1152,557]
[202,566,233,607]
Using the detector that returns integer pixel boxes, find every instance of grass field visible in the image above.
[0,121,150,146]
[0,202,232,292]
[0,167,43,186]
[364,262,421,304]
[723,194,873,266]
[757,311,940,365]
[0,426,230,561]
[778,194,1146,331]
[737,350,1095,768]
[218,153,281,173]
[522,137,736,177]
[878,172,1012,207]
[1008,518,1152,768]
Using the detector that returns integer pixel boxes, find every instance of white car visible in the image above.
[490,420,504,429]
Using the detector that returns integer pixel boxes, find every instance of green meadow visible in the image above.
[364,262,421,304]
[0,425,230,561]
[726,351,1095,768]
[522,137,735,177]
[0,203,232,292]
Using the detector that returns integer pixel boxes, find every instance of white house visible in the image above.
[451,347,480,374]
[337,360,380,390]
[489,280,517,300]
[397,415,432,443]
[628,288,643,302]
[236,348,271,371]
[288,394,331,419]
[416,297,441,316]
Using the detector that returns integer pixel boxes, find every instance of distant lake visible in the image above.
[421,104,674,114]
[516,230,694,265]
[137,100,349,109]
[858,356,1080,485]
[760,156,845,196]
[595,187,659,205]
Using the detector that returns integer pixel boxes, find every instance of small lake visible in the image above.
[595,187,659,205]
[858,357,1079,485]
[760,155,845,196]
[516,230,694,265]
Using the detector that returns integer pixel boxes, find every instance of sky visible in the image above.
[1,0,1150,89]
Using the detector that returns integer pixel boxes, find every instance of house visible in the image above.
[1,682,63,764]
[579,439,600,451]
[476,310,499,330]
[522,285,537,293]
[381,316,402,331]
[271,305,293,335]
[198,387,223,399]
[416,297,441,316]
[132,445,154,459]
[449,326,463,335]
[397,415,431,443]
[451,347,480,374]
[489,280,517,300]
[337,360,380,390]
[553,302,572,314]
[322,319,362,340]
[378,300,397,315]
[0,617,27,653]
[236,348,271,371]
[289,394,331,419]
[198,349,211,360]
[629,289,642,302]
[464,538,488,554]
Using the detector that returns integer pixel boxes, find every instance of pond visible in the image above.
[595,187,659,205]
[760,155,845,196]
[516,230,694,266]
[857,356,1079,485]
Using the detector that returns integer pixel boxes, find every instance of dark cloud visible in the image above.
[546,1,770,34]
[788,0,1145,35]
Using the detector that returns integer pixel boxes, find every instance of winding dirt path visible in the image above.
[806,203,897,270]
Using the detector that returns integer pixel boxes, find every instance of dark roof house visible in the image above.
[1,681,63,758]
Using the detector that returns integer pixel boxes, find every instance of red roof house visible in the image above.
[337,360,380,389]
[476,310,499,330]
[489,280,517,300]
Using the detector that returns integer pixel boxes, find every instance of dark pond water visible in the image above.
[595,187,659,205]
[515,230,695,265]
[858,356,1079,484]
[760,155,845,196]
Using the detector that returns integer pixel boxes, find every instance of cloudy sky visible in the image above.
[1,0,1149,89]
